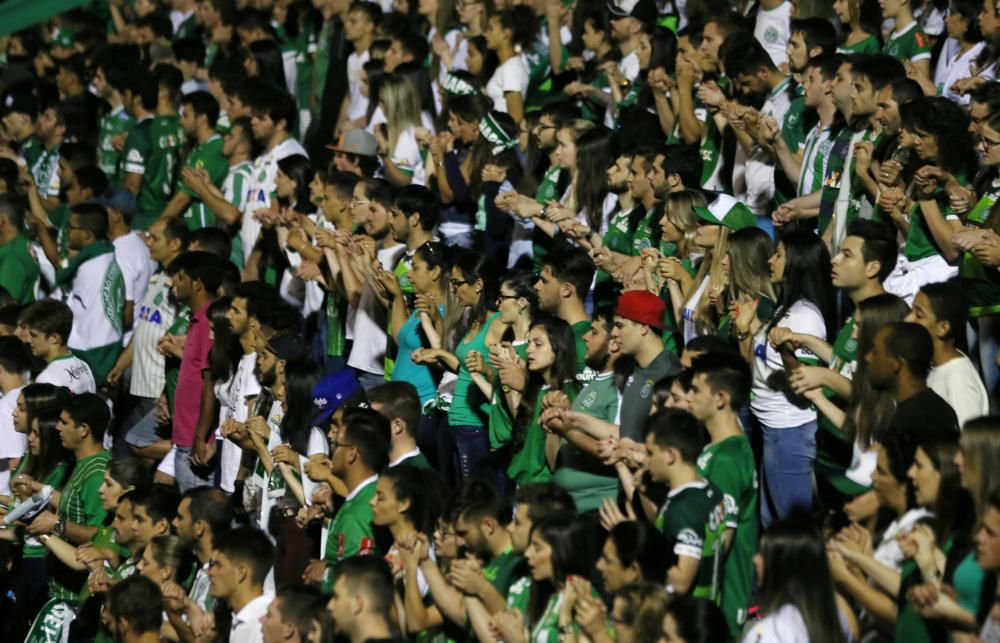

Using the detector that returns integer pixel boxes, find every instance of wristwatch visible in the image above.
[52,517,65,538]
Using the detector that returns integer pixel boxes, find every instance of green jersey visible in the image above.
[697,435,758,636]
[31,144,61,199]
[656,480,727,601]
[127,115,183,230]
[180,135,229,230]
[630,207,660,255]
[323,476,378,592]
[961,182,1000,316]
[508,382,579,485]
[48,451,111,600]
[904,175,965,262]
[571,320,591,378]
[816,316,857,472]
[882,21,932,65]
[488,342,529,449]
[838,35,881,55]
[18,135,44,170]
[0,232,39,303]
[97,105,134,180]
[484,547,523,596]
[532,164,563,271]
[553,372,620,513]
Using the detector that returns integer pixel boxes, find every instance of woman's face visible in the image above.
[434,520,459,558]
[946,10,969,40]
[526,326,556,373]
[666,380,691,412]
[908,446,942,508]
[525,531,555,581]
[370,477,404,527]
[956,441,969,489]
[911,127,939,162]
[485,16,507,51]
[138,544,168,585]
[555,128,578,172]
[12,393,27,433]
[720,252,732,280]
[275,169,296,200]
[769,242,787,284]
[694,222,720,248]
[466,42,485,75]
[872,446,905,511]
[596,538,634,593]
[392,0,410,14]
[450,267,481,307]
[832,0,850,23]
[981,1,998,39]
[497,283,524,325]
[659,213,682,243]
[410,256,438,294]
[27,419,40,456]
[636,33,653,70]
[980,124,1000,167]
[98,470,128,512]
[457,0,485,27]
[581,20,605,53]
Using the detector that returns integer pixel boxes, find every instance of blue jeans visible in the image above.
[760,420,817,529]
[970,316,1000,413]
[355,370,385,391]
[452,424,490,481]
[174,445,217,492]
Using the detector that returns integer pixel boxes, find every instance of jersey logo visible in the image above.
[102,262,125,334]
[763,26,779,44]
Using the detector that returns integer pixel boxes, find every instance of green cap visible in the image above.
[479,112,518,155]
[693,194,756,231]
[824,472,872,498]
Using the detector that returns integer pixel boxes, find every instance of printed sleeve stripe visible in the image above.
[674,544,703,560]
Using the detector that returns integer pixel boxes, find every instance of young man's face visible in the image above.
[344,9,372,43]
[802,66,829,109]
[644,434,672,483]
[627,156,652,201]
[250,112,277,142]
[56,410,85,451]
[208,551,238,600]
[389,207,411,243]
[874,85,902,135]
[686,373,718,422]
[850,74,878,118]
[172,498,196,544]
[533,265,562,314]
[180,104,199,137]
[864,328,897,389]
[532,114,558,152]
[610,315,642,356]
[698,22,725,70]
[904,291,943,340]
[583,317,611,370]
[970,100,991,135]
[606,155,631,194]
[786,30,810,73]
[26,327,54,358]
[832,62,853,115]
[831,235,870,289]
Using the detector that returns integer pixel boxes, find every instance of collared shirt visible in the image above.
[230,593,273,643]
[389,450,421,468]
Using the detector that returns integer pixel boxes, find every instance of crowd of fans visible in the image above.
[4,0,1000,641]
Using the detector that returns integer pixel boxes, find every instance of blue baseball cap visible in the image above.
[311,369,361,428]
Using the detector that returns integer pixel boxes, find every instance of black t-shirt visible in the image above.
[889,387,960,441]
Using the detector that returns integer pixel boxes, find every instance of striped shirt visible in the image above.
[49,450,110,600]
[130,270,177,399]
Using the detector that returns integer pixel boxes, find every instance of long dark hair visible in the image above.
[277,154,315,214]
[773,231,836,340]
[466,110,522,198]
[207,297,239,381]
[246,39,287,91]
[573,126,616,233]
[499,270,540,341]
[606,520,670,584]
[379,464,446,535]
[900,97,977,178]
[279,358,323,456]
[414,241,450,295]
[527,512,591,627]
[452,250,501,329]
[364,58,387,126]
[25,410,73,483]
[842,294,910,448]
[19,383,71,433]
[913,434,975,577]
[664,595,731,643]
[512,317,578,451]
[757,520,845,643]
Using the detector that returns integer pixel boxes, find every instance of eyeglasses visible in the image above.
[983,137,1000,151]
[450,278,470,288]
[330,440,355,450]
[496,293,519,303]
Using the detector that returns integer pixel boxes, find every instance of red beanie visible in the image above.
[615,290,666,331]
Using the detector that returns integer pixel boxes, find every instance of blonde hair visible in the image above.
[960,417,1000,517]
[663,190,705,259]
[557,119,596,213]
[692,227,730,335]
[380,74,423,154]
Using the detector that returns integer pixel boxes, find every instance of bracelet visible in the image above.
[734,328,752,342]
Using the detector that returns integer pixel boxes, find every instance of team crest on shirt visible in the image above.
[102,262,125,333]
[640,380,652,399]
[581,391,597,408]
[764,26,779,44]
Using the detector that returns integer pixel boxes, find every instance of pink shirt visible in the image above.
[171,302,214,447]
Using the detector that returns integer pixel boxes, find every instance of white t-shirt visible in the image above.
[742,603,808,643]
[346,49,371,121]
[391,126,426,187]
[750,300,826,428]
[66,251,124,351]
[936,41,990,105]
[876,507,932,570]
[241,137,309,267]
[744,76,796,214]
[928,353,990,429]
[229,593,272,643]
[619,49,640,83]
[129,270,176,399]
[754,0,792,67]
[216,352,262,493]
[113,232,154,306]
[485,55,530,115]
[347,243,405,376]
[36,354,96,394]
